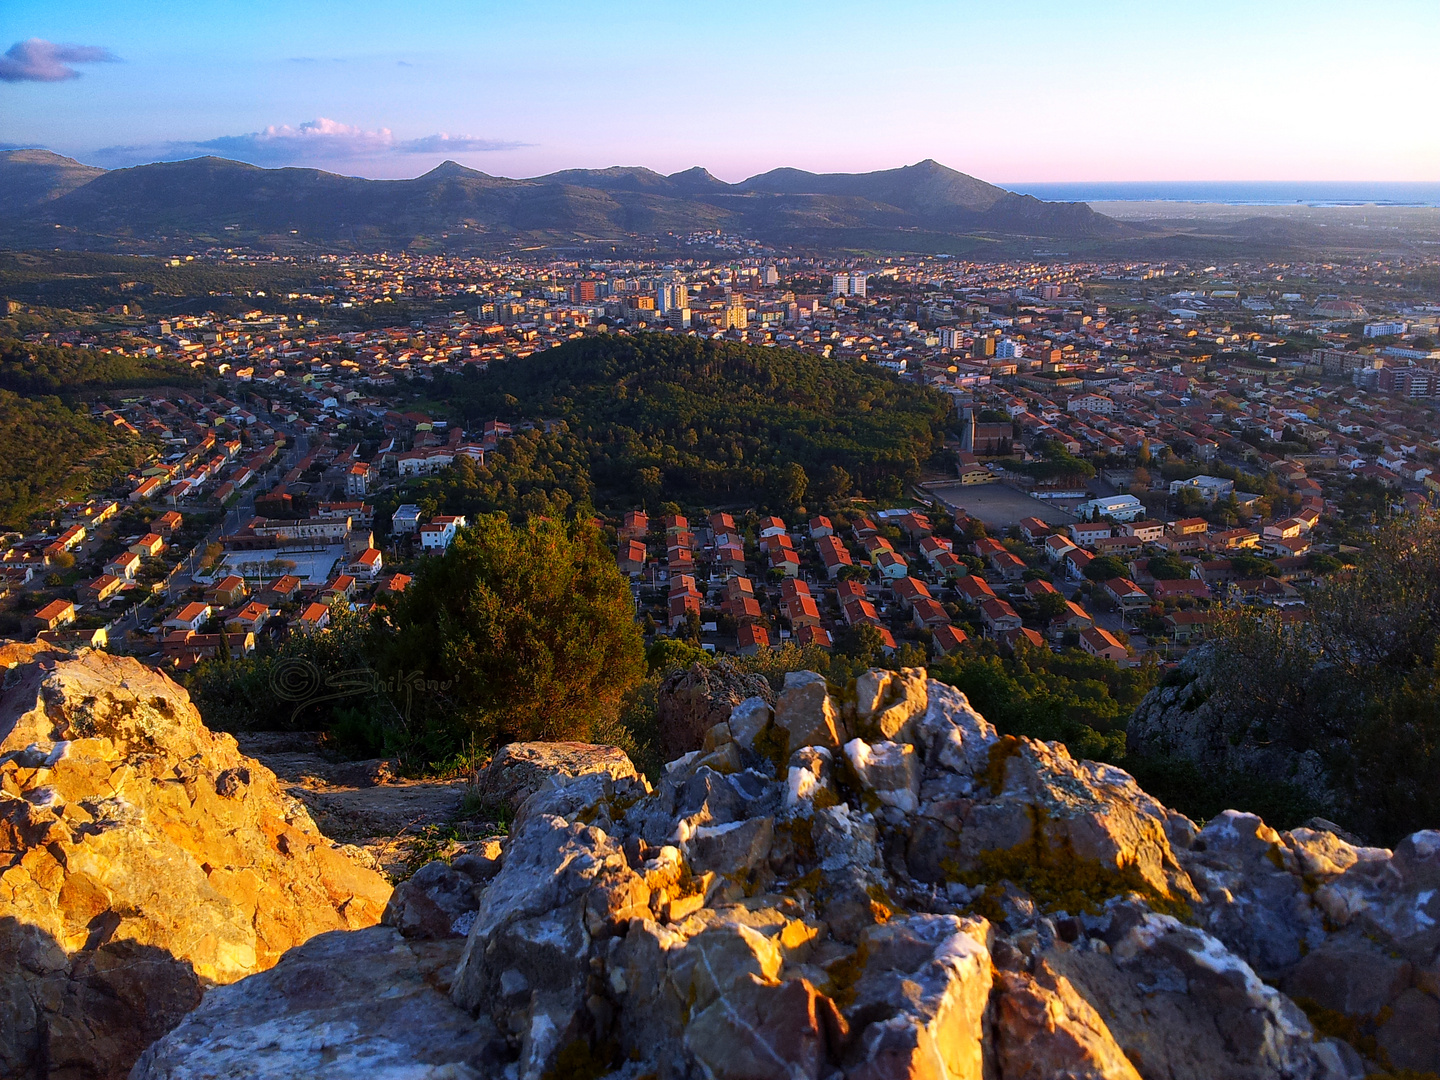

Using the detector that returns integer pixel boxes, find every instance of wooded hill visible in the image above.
[0,151,1124,252]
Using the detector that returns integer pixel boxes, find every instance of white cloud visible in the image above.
[396,133,529,154]
[94,118,531,171]
[197,117,395,164]
[0,38,118,83]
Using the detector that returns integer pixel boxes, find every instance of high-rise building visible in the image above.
[724,299,748,330]
[760,266,779,286]
[830,272,867,297]
[848,272,866,297]
[656,278,688,314]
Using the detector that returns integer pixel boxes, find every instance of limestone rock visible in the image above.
[913,679,998,776]
[773,671,842,757]
[845,915,993,1080]
[129,926,497,1079]
[728,695,774,751]
[449,773,642,1079]
[845,738,920,814]
[996,959,1142,1080]
[382,841,503,940]
[854,666,928,742]
[52,665,1415,1080]
[656,661,773,759]
[0,652,392,1080]
[950,736,1199,904]
[472,740,638,812]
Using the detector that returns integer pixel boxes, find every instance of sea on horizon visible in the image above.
[1003,181,1440,208]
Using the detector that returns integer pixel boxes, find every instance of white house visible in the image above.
[1169,475,1235,502]
[1075,493,1144,523]
[420,514,466,553]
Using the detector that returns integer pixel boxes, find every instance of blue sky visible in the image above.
[2,0,1436,182]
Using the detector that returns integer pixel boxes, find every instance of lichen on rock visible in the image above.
[122,666,1436,1080]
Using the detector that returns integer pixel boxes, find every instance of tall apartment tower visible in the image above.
[656,281,689,314]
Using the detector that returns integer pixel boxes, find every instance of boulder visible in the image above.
[656,661,773,759]
[844,915,993,1080]
[853,667,928,742]
[996,959,1142,1080]
[472,740,638,812]
[382,840,503,940]
[773,671,842,757]
[130,926,498,1079]
[845,738,920,814]
[728,695,774,751]
[449,774,643,1080]
[0,652,392,1080]
[953,736,1198,903]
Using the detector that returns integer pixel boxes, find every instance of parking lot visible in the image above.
[926,482,1079,530]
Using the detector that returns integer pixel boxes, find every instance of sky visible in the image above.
[2,0,1437,183]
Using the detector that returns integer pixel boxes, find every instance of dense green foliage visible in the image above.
[0,251,318,314]
[1145,554,1192,580]
[425,334,952,509]
[929,643,1157,763]
[183,608,396,747]
[1177,513,1440,842]
[189,514,647,768]
[0,339,203,396]
[380,513,645,750]
[0,389,151,528]
[1004,441,1096,483]
[377,427,595,527]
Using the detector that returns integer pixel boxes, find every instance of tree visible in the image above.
[1036,591,1070,623]
[1085,555,1129,582]
[381,514,644,750]
[777,462,809,509]
[1229,553,1276,579]
[1146,554,1191,581]
[1180,513,1440,842]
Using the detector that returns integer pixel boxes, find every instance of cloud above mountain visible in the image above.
[396,133,528,154]
[92,117,530,169]
[199,117,396,164]
[0,39,118,82]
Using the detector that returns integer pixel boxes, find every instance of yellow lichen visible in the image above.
[984,735,1024,795]
[946,807,1192,923]
[750,723,791,779]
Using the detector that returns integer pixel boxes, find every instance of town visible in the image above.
[4,245,1439,675]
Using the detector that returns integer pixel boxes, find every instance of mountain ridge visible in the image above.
[0,150,1127,251]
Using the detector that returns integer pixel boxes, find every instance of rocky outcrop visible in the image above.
[135,666,1421,1080]
[128,926,498,1080]
[1127,651,1339,813]
[471,740,639,813]
[655,659,773,758]
[0,651,392,1080]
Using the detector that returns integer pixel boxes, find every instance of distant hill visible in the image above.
[0,149,105,217]
[0,150,1125,251]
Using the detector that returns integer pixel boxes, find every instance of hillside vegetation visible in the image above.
[424,333,952,510]
[0,339,204,396]
[1129,512,1440,843]
[0,389,152,528]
